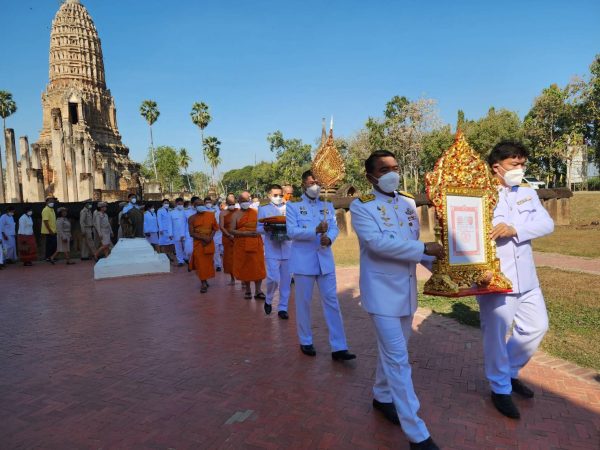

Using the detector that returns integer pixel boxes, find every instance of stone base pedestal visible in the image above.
[94,238,170,280]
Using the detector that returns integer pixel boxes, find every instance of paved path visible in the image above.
[0,263,598,449]
[533,251,600,275]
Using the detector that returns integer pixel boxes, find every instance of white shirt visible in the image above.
[258,202,291,260]
[170,208,188,239]
[0,214,16,236]
[18,214,34,236]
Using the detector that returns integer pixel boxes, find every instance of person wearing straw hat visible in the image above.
[50,207,75,265]
[93,202,113,261]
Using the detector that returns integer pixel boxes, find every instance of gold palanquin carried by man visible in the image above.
[423,131,512,297]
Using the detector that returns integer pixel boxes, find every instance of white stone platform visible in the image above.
[94,238,170,280]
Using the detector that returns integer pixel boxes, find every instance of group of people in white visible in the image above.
[0,141,553,450]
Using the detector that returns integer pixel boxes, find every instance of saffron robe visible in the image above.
[232,208,266,282]
[189,212,219,280]
[222,211,235,275]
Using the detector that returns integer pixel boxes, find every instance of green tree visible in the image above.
[178,148,192,192]
[222,165,254,193]
[139,100,160,179]
[462,107,524,156]
[267,130,312,185]
[142,145,181,192]
[0,90,17,133]
[203,136,221,185]
[421,125,455,176]
[190,171,211,196]
[191,102,212,172]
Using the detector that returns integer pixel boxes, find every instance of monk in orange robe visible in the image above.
[230,192,266,299]
[219,198,236,285]
[188,198,219,293]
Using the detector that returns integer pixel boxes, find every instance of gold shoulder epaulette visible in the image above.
[398,191,414,199]
[359,194,376,203]
[519,182,529,187]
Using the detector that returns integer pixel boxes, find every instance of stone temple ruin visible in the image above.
[1,0,140,203]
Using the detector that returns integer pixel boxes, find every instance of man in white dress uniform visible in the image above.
[479,141,554,419]
[157,199,174,261]
[286,170,355,361]
[350,150,442,450]
[258,184,292,320]
[143,204,159,250]
[170,197,189,266]
[0,206,17,262]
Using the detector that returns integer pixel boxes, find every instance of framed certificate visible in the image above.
[446,193,486,265]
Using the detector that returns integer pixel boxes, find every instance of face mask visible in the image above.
[205,203,213,209]
[176,205,184,211]
[27,211,33,216]
[271,196,283,206]
[196,205,206,213]
[131,198,137,204]
[305,184,321,199]
[227,205,235,211]
[9,212,14,216]
[499,167,525,187]
[376,171,400,193]
[163,204,169,209]
[48,203,55,208]
[86,204,92,209]
[240,201,251,210]
[150,208,155,213]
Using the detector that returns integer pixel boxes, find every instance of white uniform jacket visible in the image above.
[286,194,338,276]
[157,207,173,244]
[493,186,554,294]
[350,190,432,317]
[257,203,291,260]
[170,208,188,240]
[0,214,16,237]
[144,211,159,233]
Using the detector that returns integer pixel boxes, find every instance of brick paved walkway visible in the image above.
[1,263,599,449]
[533,251,600,276]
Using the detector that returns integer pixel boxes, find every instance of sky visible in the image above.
[1,0,599,175]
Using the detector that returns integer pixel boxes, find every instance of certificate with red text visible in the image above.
[446,195,486,265]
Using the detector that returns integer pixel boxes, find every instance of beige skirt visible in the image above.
[57,234,71,252]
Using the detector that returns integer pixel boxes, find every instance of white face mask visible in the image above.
[240,201,251,210]
[196,205,205,213]
[499,167,525,187]
[205,203,213,209]
[150,208,155,213]
[130,198,137,204]
[48,203,55,208]
[176,205,184,211]
[305,184,321,199]
[27,211,33,216]
[163,203,169,209]
[271,196,283,206]
[376,171,400,193]
[227,205,235,211]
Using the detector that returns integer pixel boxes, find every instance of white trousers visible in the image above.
[173,238,187,263]
[370,314,430,443]
[185,236,193,260]
[294,273,348,352]
[477,287,548,394]
[2,235,16,260]
[213,243,223,268]
[0,240,4,264]
[266,258,291,311]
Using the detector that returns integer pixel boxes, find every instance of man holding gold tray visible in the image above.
[480,141,554,419]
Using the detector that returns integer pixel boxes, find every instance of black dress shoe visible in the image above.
[264,303,272,315]
[300,344,316,356]
[278,311,289,320]
[491,392,520,419]
[511,378,534,398]
[372,399,399,425]
[331,350,356,361]
[409,437,440,450]
[80,257,90,261]
[216,267,222,272]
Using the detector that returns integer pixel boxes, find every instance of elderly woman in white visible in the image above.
[18,206,37,266]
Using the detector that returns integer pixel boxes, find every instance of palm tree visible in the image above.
[139,100,160,179]
[178,148,192,192]
[0,91,17,133]
[190,102,211,172]
[202,136,221,185]
[0,90,17,202]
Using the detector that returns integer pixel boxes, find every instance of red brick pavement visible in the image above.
[0,263,599,449]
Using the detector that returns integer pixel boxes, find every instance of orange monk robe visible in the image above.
[222,211,234,275]
[232,208,266,282]
[189,212,219,280]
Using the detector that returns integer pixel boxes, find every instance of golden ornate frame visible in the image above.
[423,131,512,297]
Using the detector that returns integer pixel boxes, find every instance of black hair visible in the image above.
[203,197,212,202]
[487,141,530,168]
[365,150,396,174]
[268,184,283,192]
[128,193,136,199]
[190,196,199,203]
[162,198,170,203]
[175,197,184,203]
[7,206,16,212]
[301,170,314,182]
